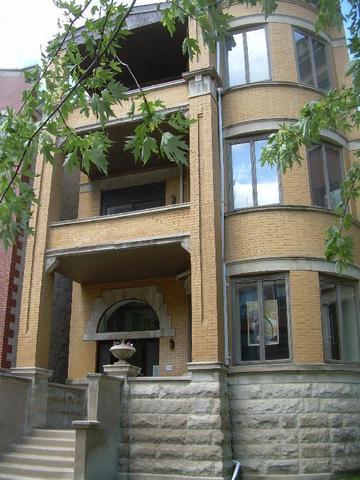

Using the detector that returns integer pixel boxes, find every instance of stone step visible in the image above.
[0,463,73,479]
[0,452,74,468]
[0,475,36,480]
[9,444,75,457]
[31,429,75,439]
[20,436,75,448]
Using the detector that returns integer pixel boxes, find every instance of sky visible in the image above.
[0,0,352,70]
[0,0,161,69]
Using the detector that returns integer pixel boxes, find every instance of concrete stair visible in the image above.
[0,429,75,479]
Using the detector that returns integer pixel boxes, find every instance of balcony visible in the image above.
[46,203,191,284]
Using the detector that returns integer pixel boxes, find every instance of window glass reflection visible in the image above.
[226,27,269,86]
[255,139,279,205]
[231,142,253,208]
[226,32,246,86]
[247,28,270,82]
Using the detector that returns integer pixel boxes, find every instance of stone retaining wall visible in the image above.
[47,382,87,428]
[228,367,360,479]
[118,369,232,480]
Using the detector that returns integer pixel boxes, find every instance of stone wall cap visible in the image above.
[0,372,31,383]
[229,363,360,375]
[129,376,191,382]
[187,362,229,372]
[11,367,53,377]
[73,420,100,429]
[86,373,124,383]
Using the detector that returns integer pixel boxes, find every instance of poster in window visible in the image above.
[264,299,279,345]
[247,301,260,346]
[247,299,279,346]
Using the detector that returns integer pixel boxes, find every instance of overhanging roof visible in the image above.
[46,235,190,284]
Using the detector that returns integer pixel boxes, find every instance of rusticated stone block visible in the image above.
[183,444,224,461]
[130,427,187,444]
[300,458,332,474]
[130,414,158,429]
[158,414,187,429]
[299,427,330,443]
[299,413,329,428]
[300,443,331,458]
[265,459,299,474]
[187,413,222,429]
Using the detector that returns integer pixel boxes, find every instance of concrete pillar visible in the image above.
[11,366,52,430]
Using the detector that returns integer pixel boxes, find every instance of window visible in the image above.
[225,26,270,86]
[229,137,280,209]
[294,30,331,90]
[233,276,290,363]
[101,182,165,215]
[320,278,360,363]
[308,144,343,209]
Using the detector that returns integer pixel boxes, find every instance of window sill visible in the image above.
[225,204,360,226]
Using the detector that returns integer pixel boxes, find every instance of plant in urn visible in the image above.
[110,340,136,365]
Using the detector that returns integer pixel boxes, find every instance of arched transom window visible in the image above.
[97,299,160,334]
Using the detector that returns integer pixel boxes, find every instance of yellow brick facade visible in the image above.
[16,1,360,379]
[68,277,189,379]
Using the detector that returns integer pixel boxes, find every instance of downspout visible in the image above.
[216,42,230,366]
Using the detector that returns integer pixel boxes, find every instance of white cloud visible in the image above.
[0,0,162,69]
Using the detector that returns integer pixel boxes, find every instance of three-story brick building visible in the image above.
[9,1,360,478]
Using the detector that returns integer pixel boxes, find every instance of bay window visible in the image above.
[307,144,343,210]
[233,276,290,363]
[320,278,360,363]
[229,137,280,209]
[225,26,270,86]
[294,30,331,90]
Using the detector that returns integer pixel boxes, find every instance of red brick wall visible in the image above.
[0,69,29,368]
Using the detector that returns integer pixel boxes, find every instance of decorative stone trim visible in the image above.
[183,67,223,99]
[223,118,349,149]
[228,13,333,45]
[85,285,172,340]
[226,256,360,280]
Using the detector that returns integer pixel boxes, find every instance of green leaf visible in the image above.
[141,136,158,164]
[160,132,188,165]
[182,37,201,60]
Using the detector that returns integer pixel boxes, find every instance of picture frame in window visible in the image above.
[232,273,292,365]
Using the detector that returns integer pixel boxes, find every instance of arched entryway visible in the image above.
[96,299,160,376]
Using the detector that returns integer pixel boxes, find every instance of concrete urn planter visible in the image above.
[109,341,136,365]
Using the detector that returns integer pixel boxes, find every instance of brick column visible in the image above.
[16,154,64,368]
[290,270,324,363]
[184,68,225,364]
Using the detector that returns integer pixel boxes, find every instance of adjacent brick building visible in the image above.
[0,68,29,369]
[6,1,360,478]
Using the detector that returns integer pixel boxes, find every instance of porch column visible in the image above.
[185,66,225,363]
[16,154,64,368]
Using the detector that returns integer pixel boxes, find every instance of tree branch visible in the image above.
[17,0,93,116]
[0,0,137,205]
